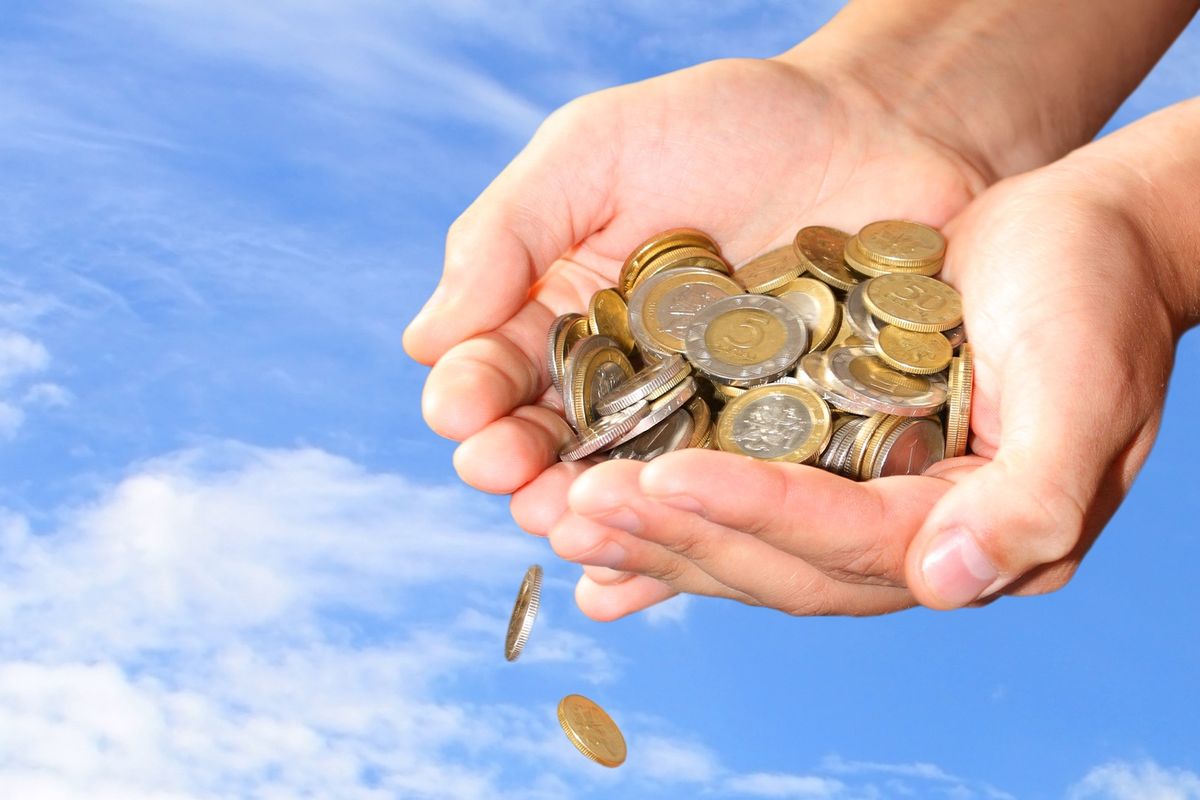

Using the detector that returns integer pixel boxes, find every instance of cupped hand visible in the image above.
[555,153,1181,621]
[403,52,992,582]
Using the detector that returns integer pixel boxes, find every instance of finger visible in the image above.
[581,564,636,586]
[421,301,554,441]
[403,100,618,365]
[568,460,915,616]
[576,574,678,622]
[630,450,949,585]
[548,510,747,603]
[453,404,572,494]
[510,461,589,536]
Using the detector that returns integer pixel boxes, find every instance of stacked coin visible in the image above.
[553,221,973,477]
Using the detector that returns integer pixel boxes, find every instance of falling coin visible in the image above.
[557,694,628,768]
[505,565,543,662]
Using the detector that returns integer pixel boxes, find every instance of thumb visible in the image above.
[905,343,1144,610]
[403,98,616,365]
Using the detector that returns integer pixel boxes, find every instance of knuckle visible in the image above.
[641,556,689,585]
[663,527,714,564]
[778,574,832,617]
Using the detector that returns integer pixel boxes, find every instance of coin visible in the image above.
[866,417,945,479]
[610,376,699,446]
[843,282,883,343]
[862,274,963,333]
[557,694,627,768]
[946,343,974,457]
[715,384,831,463]
[594,354,691,415]
[875,325,953,375]
[734,245,804,294]
[857,220,946,269]
[825,345,947,417]
[563,336,635,432]
[546,313,585,394]
[685,396,712,447]
[943,323,968,348]
[632,245,731,295]
[770,276,840,352]
[793,226,859,291]
[818,415,867,475]
[627,267,743,356]
[588,288,635,353]
[846,413,892,479]
[504,565,542,662]
[559,401,650,461]
[607,407,695,461]
[685,295,806,386]
[618,228,721,298]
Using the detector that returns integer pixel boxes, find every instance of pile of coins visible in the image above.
[505,565,628,768]
[551,221,973,477]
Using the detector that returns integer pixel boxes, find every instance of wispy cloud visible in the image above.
[1069,759,1200,800]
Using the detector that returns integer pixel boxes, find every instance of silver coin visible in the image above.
[825,346,947,417]
[627,267,742,357]
[607,408,695,461]
[561,335,628,433]
[845,282,883,343]
[607,376,699,449]
[795,351,876,415]
[595,354,692,415]
[684,295,807,387]
[818,416,867,474]
[868,417,945,478]
[559,401,651,462]
[546,313,583,394]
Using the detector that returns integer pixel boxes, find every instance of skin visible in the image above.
[405,3,1200,620]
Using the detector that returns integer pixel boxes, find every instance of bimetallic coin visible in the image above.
[825,346,947,417]
[619,228,721,298]
[946,343,974,457]
[563,336,634,432]
[770,277,840,352]
[796,351,874,415]
[715,384,831,463]
[876,325,953,375]
[632,246,731,295]
[734,245,804,294]
[557,694,627,768]
[862,274,963,333]
[844,282,883,343]
[608,407,694,461]
[559,401,650,462]
[588,288,635,353]
[867,417,945,479]
[794,226,860,291]
[857,220,946,269]
[685,295,806,386]
[505,565,542,662]
[628,267,743,356]
[610,376,699,447]
[595,354,691,415]
[547,313,585,394]
[828,310,869,349]
[685,396,712,448]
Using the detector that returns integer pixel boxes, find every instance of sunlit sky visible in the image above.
[1,2,1198,798]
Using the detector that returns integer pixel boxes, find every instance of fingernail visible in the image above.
[582,540,627,569]
[649,494,706,516]
[588,506,641,534]
[921,528,998,606]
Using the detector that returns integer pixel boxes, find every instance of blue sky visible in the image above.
[1,2,1198,798]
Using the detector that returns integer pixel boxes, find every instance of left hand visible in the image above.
[546,150,1185,621]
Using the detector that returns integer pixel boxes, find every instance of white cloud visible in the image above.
[641,592,693,626]
[0,330,51,437]
[1069,760,1200,800]
[822,755,959,782]
[632,735,722,784]
[725,772,846,798]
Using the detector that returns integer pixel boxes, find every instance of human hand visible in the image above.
[552,147,1186,620]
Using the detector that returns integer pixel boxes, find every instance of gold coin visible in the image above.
[862,274,963,333]
[856,220,945,268]
[875,325,953,375]
[557,695,627,768]
[619,228,720,297]
[547,313,584,394]
[770,277,840,352]
[567,339,634,430]
[946,343,974,457]
[715,382,747,401]
[793,226,860,291]
[588,288,635,353]
[843,235,941,278]
[734,245,804,294]
[504,565,542,662]
[630,246,731,295]
[858,414,908,480]
[828,310,868,349]
[685,397,711,448]
[704,306,790,367]
[715,384,831,463]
